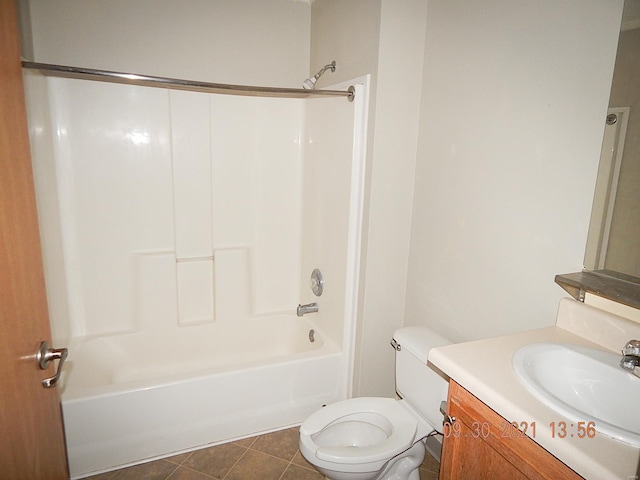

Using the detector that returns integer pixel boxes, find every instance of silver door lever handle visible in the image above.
[36,341,68,388]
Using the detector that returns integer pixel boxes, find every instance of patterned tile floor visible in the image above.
[83,427,441,480]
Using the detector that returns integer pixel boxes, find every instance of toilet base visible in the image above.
[374,440,425,480]
[311,439,426,480]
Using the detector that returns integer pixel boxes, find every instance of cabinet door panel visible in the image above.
[439,381,583,480]
[440,414,528,480]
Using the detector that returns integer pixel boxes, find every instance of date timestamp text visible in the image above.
[549,421,596,439]
[443,420,597,440]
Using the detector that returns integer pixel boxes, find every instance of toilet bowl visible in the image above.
[299,397,431,480]
[299,326,451,480]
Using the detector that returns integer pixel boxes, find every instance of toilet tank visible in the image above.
[393,326,451,429]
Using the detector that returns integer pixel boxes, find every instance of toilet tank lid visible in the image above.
[393,326,451,363]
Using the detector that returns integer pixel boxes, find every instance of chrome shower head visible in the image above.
[303,77,317,89]
[302,61,336,90]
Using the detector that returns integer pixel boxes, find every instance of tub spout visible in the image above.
[297,302,318,317]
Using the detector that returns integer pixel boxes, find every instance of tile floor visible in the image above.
[83,427,441,480]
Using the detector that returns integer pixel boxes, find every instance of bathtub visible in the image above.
[61,315,343,478]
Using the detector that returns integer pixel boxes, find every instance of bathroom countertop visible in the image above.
[428,298,640,480]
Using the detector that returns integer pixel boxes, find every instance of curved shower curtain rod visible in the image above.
[21,61,355,102]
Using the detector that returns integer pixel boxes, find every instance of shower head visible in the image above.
[302,77,317,90]
[302,61,336,90]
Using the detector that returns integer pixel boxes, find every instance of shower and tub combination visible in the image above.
[23,62,368,478]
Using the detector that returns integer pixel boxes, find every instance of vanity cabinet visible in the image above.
[439,381,583,480]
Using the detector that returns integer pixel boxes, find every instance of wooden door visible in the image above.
[0,1,69,478]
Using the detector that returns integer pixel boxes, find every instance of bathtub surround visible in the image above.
[26,74,363,343]
[31,78,304,336]
[24,68,367,476]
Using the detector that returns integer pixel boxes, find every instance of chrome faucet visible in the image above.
[297,302,318,317]
[620,340,640,376]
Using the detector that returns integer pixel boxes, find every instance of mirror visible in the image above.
[584,0,640,282]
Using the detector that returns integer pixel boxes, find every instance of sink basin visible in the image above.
[513,342,640,447]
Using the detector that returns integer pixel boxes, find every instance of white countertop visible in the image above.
[428,298,640,480]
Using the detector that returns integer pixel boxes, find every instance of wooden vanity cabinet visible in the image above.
[439,381,583,480]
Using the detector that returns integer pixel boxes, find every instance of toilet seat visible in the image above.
[299,397,418,471]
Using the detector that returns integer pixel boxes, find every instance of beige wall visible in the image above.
[24,0,310,88]
[313,0,624,396]
[404,0,624,343]
[310,0,381,88]
[311,0,428,397]
[355,0,427,397]
[606,27,640,277]
[22,0,629,398]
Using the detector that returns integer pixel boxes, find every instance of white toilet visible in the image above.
[299,326,451,480]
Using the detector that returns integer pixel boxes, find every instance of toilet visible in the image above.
[299,326,451,480]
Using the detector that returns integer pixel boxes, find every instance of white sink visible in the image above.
[512,342,640,447]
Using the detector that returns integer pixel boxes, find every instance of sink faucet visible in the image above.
[297,302,318,317]
[620,340,640,376]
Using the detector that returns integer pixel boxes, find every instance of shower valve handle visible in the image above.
[36,341,68,388]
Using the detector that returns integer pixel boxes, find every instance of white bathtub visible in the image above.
[61,315,343,478]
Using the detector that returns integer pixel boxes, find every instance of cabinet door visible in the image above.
[440,412,528,480]
[439,381,583,480]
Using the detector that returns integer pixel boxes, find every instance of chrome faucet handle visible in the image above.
[622,340,640,356]
[621,355,640,370]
